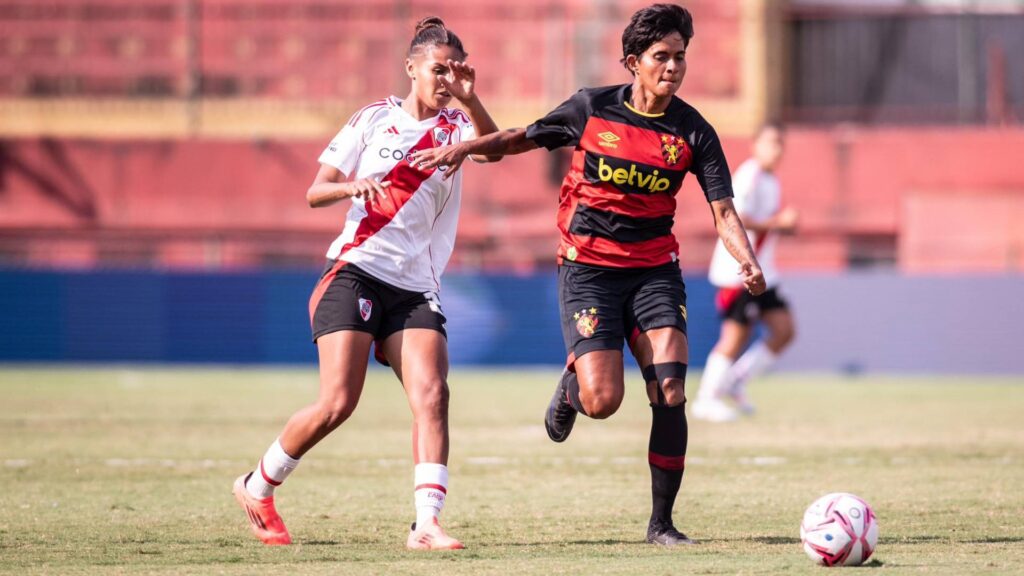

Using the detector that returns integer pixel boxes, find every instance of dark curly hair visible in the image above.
[408,16,467,59]
[620,4,694,74]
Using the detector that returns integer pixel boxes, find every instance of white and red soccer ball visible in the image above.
[800,492,878,566]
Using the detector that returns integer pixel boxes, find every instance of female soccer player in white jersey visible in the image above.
[232,17,499,550]
[693,123,798,422]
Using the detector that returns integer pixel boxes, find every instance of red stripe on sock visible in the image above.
[259,458,283,486]
[415,483,447,494]
[648,451,686,470]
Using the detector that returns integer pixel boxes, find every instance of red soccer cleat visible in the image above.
[233,473,292,545]
[406,518,465,551]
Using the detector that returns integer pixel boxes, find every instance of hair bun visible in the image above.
[414,16,446,35]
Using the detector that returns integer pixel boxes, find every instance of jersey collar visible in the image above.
[390,96,445,125]
[620,84,679,119]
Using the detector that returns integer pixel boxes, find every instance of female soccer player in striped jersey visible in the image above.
[411,4,765,545]
[233,16,499,550]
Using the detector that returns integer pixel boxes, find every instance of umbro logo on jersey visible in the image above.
[597,131,621,148]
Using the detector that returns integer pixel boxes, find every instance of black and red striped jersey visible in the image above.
[525,84,733,269]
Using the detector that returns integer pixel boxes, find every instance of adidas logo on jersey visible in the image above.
[596,157,671,193]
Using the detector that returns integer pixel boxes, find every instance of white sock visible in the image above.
[729,340,778,389]
[698,351,734,402]
[246,439,300,499]
[414,463,448,528]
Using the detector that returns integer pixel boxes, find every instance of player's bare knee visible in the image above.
[661,379,687,407]
[713,342,743,360]
[317,399,356,431]
[584,388,623,419]
[769,325,795,351]
[412,378,450,420]
[648,362,688,406]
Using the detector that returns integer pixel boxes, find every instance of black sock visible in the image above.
[563,370,587,416]
[648,403,687,527]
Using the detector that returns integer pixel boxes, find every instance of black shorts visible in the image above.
[715,286,789,326]
[308,260,447,344]
[558,262,688,362]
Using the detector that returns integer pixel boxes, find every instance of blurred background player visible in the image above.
[411,3,765,545]
[233,17,499,550]
[693,123,798,422]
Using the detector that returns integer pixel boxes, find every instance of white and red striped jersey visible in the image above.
[318,96,477,293]
[708,158,782,288]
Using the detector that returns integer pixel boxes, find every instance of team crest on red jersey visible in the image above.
[358,298,373,321]
[432,124,454,147]
[574,307,600,338]
[660,134,689,166]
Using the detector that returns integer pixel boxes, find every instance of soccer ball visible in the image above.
[800,492,878,566]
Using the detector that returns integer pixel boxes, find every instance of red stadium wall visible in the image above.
[3,127,1024,272]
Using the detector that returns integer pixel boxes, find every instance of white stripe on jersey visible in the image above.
[318,97,477,293]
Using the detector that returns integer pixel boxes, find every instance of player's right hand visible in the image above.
[410,144,468,180]
[740,261,767,296]
[777,206,799,233]
[347,178,390,203]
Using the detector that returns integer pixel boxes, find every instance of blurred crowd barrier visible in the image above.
[2,267,1021,372]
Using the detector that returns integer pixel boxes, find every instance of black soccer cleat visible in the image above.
[646,521,696,546]
[544,372,578,443]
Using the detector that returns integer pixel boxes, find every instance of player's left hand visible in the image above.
[740,261,767,296]
[440,60,476,103]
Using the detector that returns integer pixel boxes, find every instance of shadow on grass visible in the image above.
[748,536,801,545]
[962,536,1024,544]
[879,535,945,544]
[696,535,801,545]
[879,535,1024,545]
[550,539,639,546]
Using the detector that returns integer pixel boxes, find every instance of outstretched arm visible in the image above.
[440,59,502,163]
[710,197,766,295]
[409,127,539,179]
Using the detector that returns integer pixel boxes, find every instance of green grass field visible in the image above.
[1,367,1022,575]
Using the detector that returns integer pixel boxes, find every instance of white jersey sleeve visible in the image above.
[318,102,388,177]
[730,161,758,217]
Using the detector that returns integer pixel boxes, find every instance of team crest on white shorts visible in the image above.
[358,298,373,321]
